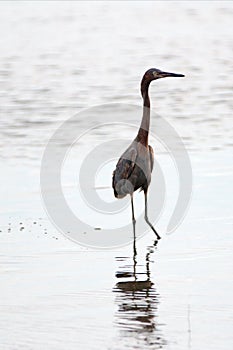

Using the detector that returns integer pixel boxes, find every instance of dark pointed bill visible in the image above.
[161,71,185,78]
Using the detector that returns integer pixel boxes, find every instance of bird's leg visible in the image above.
[133,235,137,282]
[130,194,137,256]
[144,190,161,240]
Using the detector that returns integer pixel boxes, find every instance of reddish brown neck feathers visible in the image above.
[136,76,152,145]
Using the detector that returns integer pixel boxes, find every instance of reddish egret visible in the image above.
[112,68,184,240]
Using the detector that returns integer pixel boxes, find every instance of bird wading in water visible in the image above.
[112,68,185,240]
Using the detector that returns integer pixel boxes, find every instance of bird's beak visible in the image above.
[160,71,185,78]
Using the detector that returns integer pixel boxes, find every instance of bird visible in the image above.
[112,68,185,240]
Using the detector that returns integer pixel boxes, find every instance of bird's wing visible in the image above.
[113,147,137,180]
[148,145,154,172]
[112,147,138,198]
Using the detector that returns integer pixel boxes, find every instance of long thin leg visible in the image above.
[131,194,137,256]
[133,235,137,282]
[144,190,161,240]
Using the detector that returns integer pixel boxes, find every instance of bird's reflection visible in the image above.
[113,239,166,349]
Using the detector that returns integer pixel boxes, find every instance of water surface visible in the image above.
[0,2,233,350]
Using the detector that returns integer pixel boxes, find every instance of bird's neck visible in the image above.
[136,78,151,145]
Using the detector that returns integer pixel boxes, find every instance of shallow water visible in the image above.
[1,151,233,350]
[0,1,233,163]
[1,2,233,350]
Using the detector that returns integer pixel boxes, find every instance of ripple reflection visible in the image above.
[113,240,165,349]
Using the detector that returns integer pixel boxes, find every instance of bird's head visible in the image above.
[144,68,185,81]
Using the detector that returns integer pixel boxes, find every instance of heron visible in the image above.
[112,68,184,240]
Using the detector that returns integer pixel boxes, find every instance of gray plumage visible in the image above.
[112,68,185,240]
[112,142,154,198]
